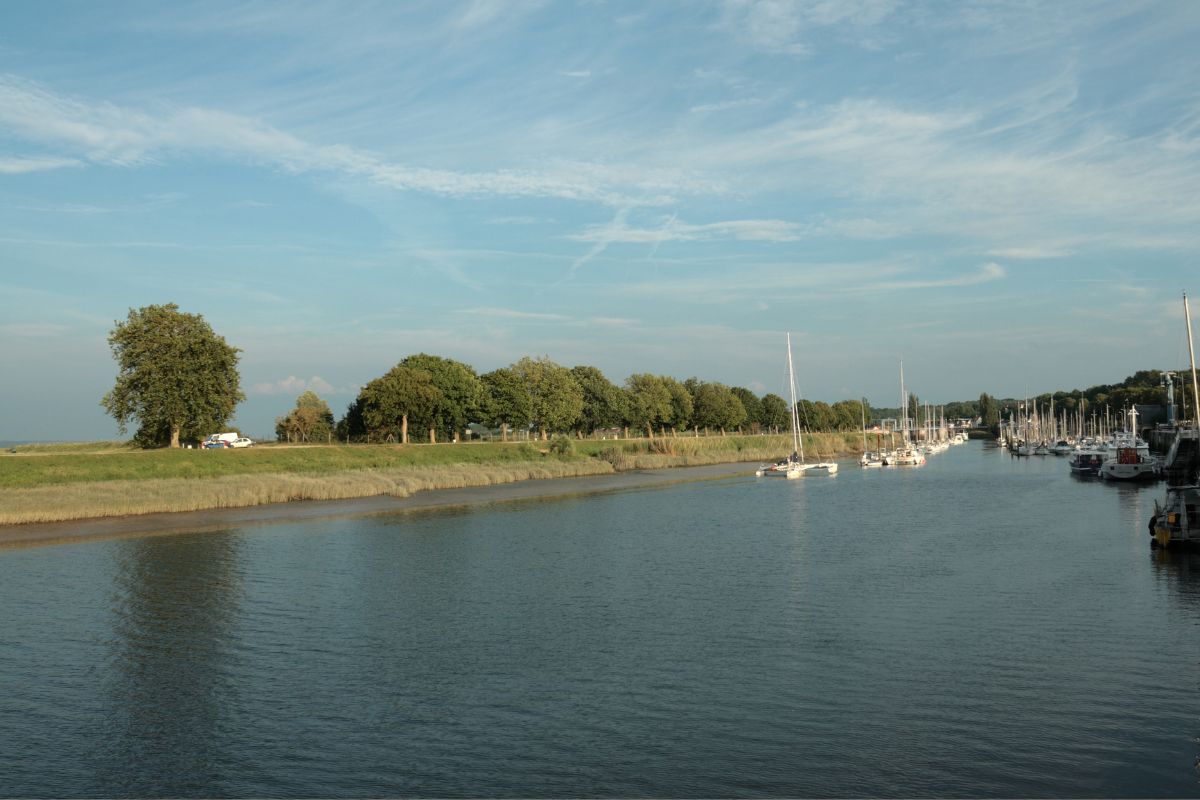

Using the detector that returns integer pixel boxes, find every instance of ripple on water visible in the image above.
[1,446,1199,797]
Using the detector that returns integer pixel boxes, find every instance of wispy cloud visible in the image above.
[720,0,901,55]
[569,215,804,244]
[0,75,689,207]
[875,263,1007,291]
[986,246,1071,260]
[690,96,774,114]
[457,308,570,321]
[0,155,82,174]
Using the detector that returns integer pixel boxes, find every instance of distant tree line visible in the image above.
[324,353,853,444]
[269,353,889,445]
[110,304,1180,449]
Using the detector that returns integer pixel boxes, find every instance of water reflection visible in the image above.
[92,531,244,797]
[1152,548,1200,612]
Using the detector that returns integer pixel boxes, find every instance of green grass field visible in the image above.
[0,433,866,525]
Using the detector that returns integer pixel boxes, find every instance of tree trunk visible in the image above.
[501,423,508,442]
[170,423,181,448]
[429,427,436,444]
[401,415,409,445]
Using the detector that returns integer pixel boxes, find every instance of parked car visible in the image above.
[202,439,229,449]
[230,437,254,448]
[205,432,239,447]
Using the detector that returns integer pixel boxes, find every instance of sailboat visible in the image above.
[859,398,883,467]
[756,333,838,477]
[886,361,925,466]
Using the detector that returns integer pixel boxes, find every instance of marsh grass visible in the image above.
[0,432,866,524]
[0,460,617,525]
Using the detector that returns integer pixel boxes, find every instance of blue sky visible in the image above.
[3,1,1199,441]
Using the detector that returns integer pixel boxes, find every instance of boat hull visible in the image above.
[1099,463,1158,481]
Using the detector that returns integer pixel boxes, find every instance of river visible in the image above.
[1,442,1197,797]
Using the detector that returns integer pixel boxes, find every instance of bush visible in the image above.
[548,435,574,456]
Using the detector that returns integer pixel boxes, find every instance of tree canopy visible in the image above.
[479,367,533,439]
[101,303,243,448]
[401,354,482,443]
[570,365,629,434]
[691,381,747,432]
[511,356,584,439]
[760,393,789,432]
[357,364,443,443]
[625,374,672,437]
[276,391,334,443]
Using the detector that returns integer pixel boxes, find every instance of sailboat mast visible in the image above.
[1186,292,1200,426]
[861,398,868,452]
[786,332,803,460]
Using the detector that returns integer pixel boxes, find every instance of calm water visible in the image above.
[1,443,1198,797]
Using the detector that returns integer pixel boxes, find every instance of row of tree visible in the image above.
[330,354,788,443]
[272,353,889,444]
[101,304,882,448]
[107,304,1176,449]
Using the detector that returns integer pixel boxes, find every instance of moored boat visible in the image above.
[756,333,837,478]
[1068,442,1106,476]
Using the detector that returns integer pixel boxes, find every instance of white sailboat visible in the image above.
[887,361,925,466]
[860,398,883,467]
[756,333,838,477]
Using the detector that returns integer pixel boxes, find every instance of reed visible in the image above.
[0,432,868,525]
[0,460,617,525]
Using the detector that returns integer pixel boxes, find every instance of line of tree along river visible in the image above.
[280,354,884,445]
[98,303,1178,448]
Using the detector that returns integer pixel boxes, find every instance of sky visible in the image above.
[3,1,1200,441]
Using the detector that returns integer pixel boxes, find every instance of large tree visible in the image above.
[400,354,483,443]
[659,376,693,434]
[276,390,335,443]
[480,367,533,440]
[729,387,763,432]
[625,373,672,438]
[691,382,747,434]
[511,356,583,439]
[358,364,443,443]
[829,399,863,431]
[976,393,996,427]
[760,393,789,433]
[102,304,243,448]
[571,365,629,435]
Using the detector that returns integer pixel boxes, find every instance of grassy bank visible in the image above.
[0,432,865,525]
